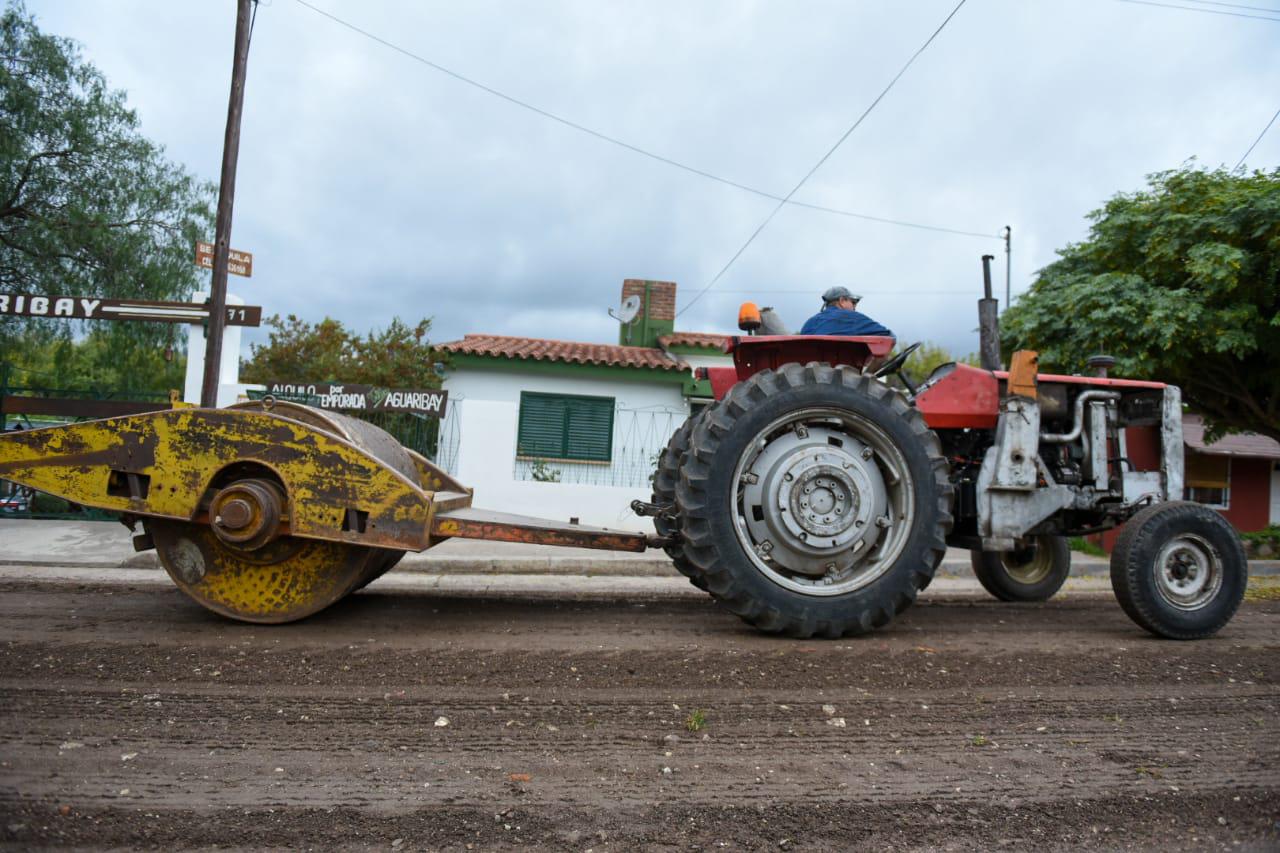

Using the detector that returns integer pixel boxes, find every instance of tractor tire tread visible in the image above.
[676,363,952,638]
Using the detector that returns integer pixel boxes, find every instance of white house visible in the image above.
[435,280,732,531]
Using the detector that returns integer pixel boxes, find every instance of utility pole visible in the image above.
[1003,225,1012,312]
[201,0,254,408]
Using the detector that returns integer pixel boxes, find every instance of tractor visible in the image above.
[0,273,1247,639]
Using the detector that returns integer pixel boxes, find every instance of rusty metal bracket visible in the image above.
[431,507,651,553]
[629,499,677,520]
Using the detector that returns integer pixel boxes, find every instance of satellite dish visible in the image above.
[610,294,642,324]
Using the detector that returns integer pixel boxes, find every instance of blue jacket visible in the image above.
[799,307,894,338]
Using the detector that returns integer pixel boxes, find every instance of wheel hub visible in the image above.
[1155,535,1222,611]
[210,478,286,551]
[740,423,890,580]
[789,464,859,538]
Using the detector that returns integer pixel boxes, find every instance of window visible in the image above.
[1184,452,1230,509]
[517,392,614,463]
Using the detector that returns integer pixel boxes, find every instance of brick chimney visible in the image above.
[619,279,676,348]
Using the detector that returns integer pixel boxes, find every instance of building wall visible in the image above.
[1272,464,1280,525]
[1223,456,1273,532]
[1094,452,1274,552]
[441,366,689,531]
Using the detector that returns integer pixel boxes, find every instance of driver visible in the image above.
[799,286,894,338]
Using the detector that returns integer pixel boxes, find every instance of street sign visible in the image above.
[266,382,448,417]
[195,241,253,277]
[0,294,262,326]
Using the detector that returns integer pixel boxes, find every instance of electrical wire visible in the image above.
[1235,105,1280,169]
[291,0,997,241]
[675,0,970,318]
[1114,0,1280,21]
[714,289,974,296]
[1178,0,1280,11]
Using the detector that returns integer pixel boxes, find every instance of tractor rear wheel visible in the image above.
[970,535,1071,602]
[651,409,714,591]
[675,363,952,638]
[1110,500,1247,639]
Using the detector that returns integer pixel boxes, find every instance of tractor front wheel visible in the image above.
[1110,501,1247,639]
[675,363,952,638]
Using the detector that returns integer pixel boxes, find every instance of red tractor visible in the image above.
[642,304,1246,641]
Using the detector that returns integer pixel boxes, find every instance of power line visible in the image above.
[1235,105,1280,168]
[1114,0,1280,21]
[715,289,974,296]
[676,0,970,318]
[1175,0,1280,12]
[292,0,997,241]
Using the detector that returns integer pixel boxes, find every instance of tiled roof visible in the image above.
[658,332,731,350]
[1183,414,1280,460]
[438,334,685,372]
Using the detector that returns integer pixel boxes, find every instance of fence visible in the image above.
[243,389,442,461]
[0,363,172,520]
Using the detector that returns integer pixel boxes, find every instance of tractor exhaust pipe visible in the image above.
[978,254,1001,371]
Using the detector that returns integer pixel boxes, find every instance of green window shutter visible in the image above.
[517,392,613,462]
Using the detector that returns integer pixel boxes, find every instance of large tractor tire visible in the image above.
[969,535,1071,602]
[1110,501,1247,640]
[675,363,952,638]
[651,410,712,591]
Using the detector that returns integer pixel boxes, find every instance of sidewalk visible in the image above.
[2,518,1276,577]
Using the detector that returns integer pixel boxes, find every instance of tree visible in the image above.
[240,314,444,390]
[0,1,214,389]
[903,341,978,386]
[1001,166,1280,442]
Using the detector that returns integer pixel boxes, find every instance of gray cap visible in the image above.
[821,286,862,304]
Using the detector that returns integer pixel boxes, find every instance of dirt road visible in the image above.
[1,573,1277,850]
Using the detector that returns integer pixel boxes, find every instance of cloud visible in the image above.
[27,0,1280,358]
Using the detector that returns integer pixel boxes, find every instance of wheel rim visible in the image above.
[731,406,915,597]
[1000,538,1054,585]
[1153,533,1223,611]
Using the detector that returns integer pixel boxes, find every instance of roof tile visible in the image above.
[439,334,685,372]
[658,332,731,350]
[1183,414,1280,460]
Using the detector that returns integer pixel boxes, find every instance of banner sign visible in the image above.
[0,294,262,326]
[196,241,253,277]
[266,382,448,417]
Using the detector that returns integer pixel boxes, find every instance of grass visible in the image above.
[685,709,707,732]
[969,735,990,747]
[1068,537,1109,558]
[1245,577,1280,602]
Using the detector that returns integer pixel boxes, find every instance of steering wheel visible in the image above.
[873,341,921,380]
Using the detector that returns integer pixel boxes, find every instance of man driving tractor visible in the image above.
[799,286,894,338]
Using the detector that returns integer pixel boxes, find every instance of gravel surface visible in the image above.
[1,575,1277,850]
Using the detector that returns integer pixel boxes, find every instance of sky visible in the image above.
[24,0,1280,358]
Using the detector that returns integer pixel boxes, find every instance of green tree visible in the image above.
[903,341,979,386]
[0,1,214,389]
[1001,166,1280,442]
[240,314,444,390]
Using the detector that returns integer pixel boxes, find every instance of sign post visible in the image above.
[195,242,253,277]
[266,382,449,417]
[202,0,255,408]
[0,294,262,326]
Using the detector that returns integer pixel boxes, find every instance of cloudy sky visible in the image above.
[26,0,1280,356]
